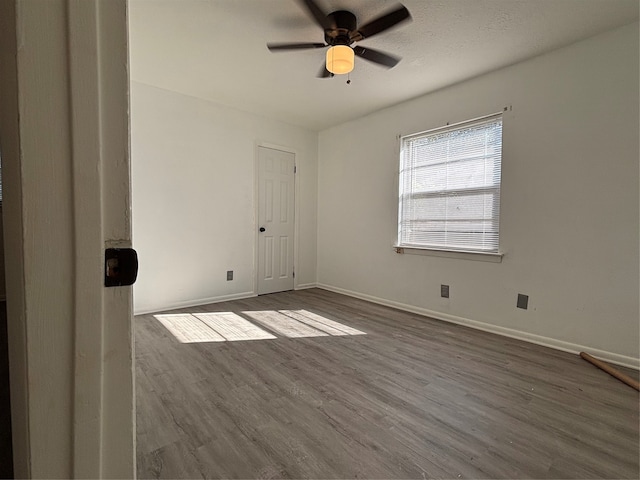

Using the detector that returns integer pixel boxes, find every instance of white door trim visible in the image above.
[0,2,29,475]
[254,142,299,295]
[69,2,134,477]
[0,1,134,477]
[68,1,105,474]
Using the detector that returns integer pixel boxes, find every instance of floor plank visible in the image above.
[136,288,639,479]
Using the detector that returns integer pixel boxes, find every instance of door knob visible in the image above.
[259,227,266,232]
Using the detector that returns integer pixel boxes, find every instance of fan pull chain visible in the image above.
[346,73,351,85]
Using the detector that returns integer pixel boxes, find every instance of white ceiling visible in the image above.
[129,0,639,131]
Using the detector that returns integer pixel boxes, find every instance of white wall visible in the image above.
[317,23,639,366]
[131,82,318,313]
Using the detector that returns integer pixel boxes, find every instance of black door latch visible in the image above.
[105,248,138,287]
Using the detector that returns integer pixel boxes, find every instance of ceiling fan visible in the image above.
[267,0,412,78]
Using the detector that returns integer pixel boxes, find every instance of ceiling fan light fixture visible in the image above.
[326,45,354,74]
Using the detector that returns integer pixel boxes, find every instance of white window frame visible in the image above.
[396,112,504,259]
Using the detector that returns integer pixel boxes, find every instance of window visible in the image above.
[398,113,503,254]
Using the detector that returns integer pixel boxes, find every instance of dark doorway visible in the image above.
[0,300,13,478]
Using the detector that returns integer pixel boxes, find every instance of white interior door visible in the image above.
[257,146,295,295]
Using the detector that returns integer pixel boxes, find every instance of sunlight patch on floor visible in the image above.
[154,314,226,343]
[242,310,330,338]
[281,309,367,336]
[244,310,367,338]
[195,312,276,341]
[154,309,365,343]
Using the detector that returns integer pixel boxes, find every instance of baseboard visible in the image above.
[316,283,640,371]
[134,291,257,316]
[295,283,317,290]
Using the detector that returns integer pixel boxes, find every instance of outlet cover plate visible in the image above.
[441,284,450,298]
[227,270,233,281]
[517,293,529,309]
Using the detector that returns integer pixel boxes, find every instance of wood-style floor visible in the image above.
[136,288,639,479]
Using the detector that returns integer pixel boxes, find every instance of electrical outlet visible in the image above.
[226,270,233,281]
[441,284,450,298]
[517,293,528,309]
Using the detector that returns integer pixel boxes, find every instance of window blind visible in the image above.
[398,114,503,253]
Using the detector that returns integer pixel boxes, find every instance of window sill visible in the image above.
[393,245,503,263]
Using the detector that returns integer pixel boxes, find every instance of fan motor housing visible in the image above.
[324,10,357,45]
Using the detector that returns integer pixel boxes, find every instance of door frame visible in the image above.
[0,1,134,477]
[254,142,299,295]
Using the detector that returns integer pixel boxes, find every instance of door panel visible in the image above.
[258,147,295,295]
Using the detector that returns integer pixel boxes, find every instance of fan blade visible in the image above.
[296,0,335,30]
[352,4,411,41]
[317,63,332,78]
[353,45,400,68]
[267,42,326,51]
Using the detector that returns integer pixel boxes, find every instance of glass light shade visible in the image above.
[326,45,354,74]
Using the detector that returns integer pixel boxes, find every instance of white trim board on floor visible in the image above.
[136,283,316,316]
[134,291,256,316]
[316,284,639,371]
